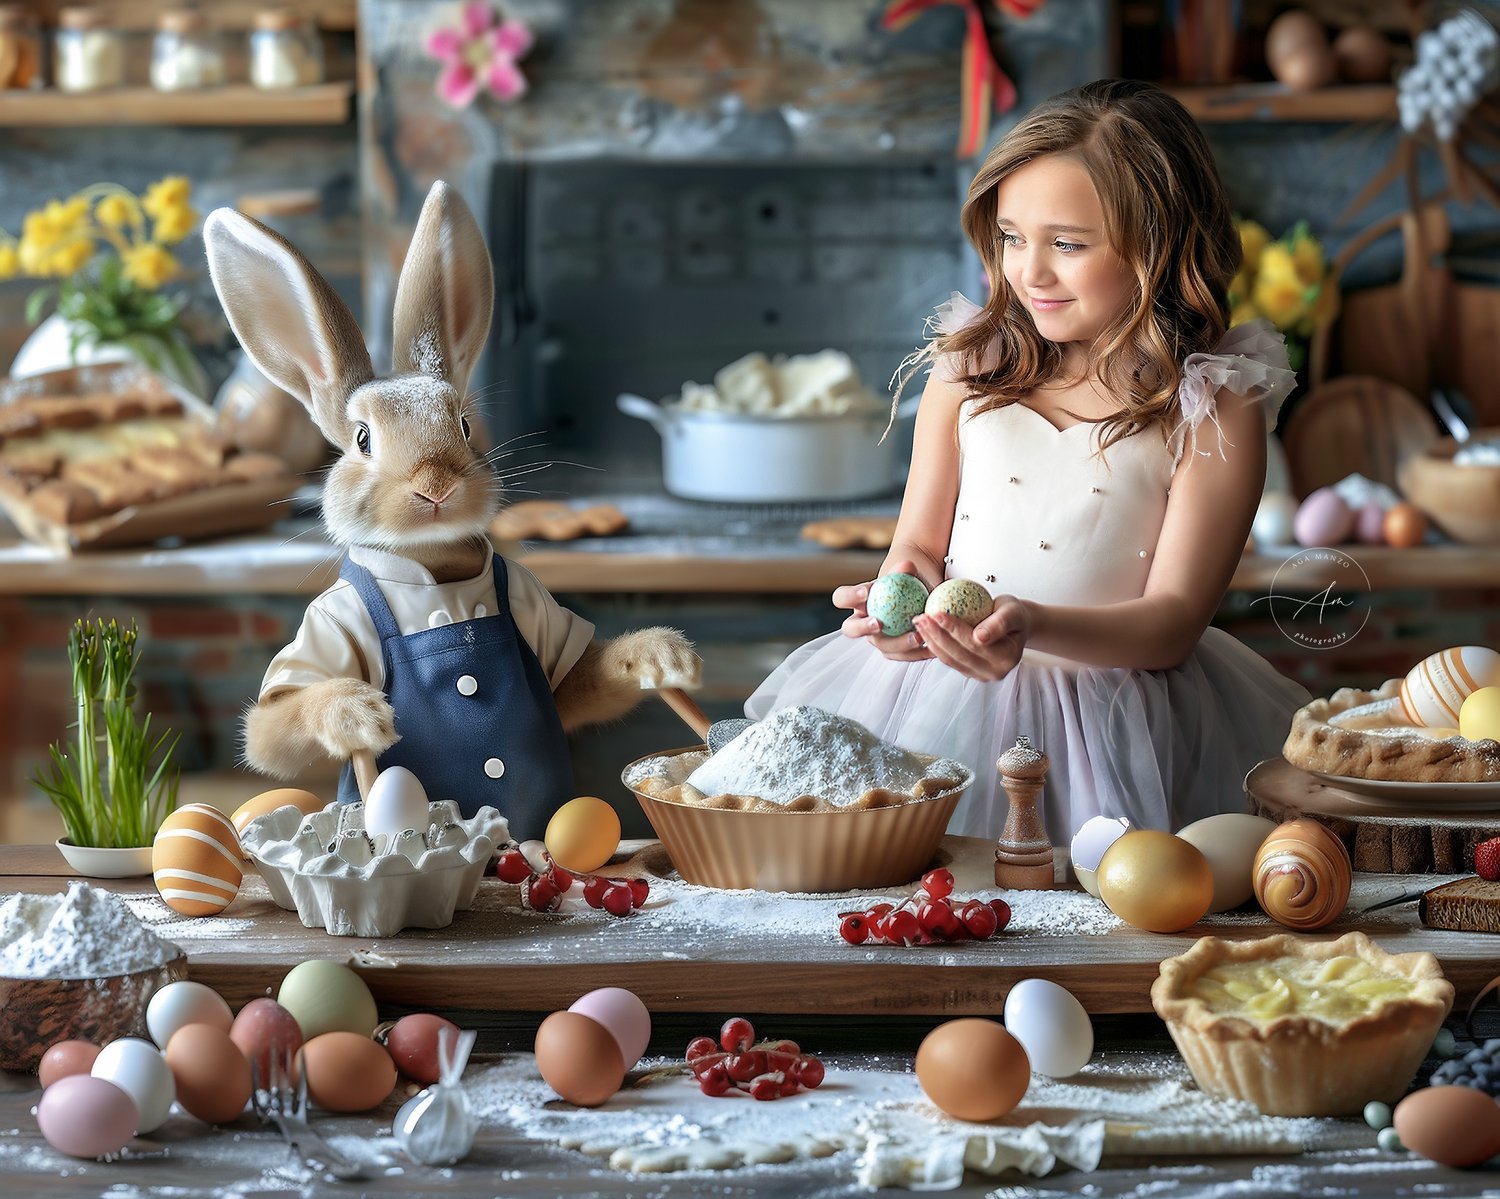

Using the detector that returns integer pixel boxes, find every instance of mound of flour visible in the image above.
[0,882,182,979]
[684,706,969,807]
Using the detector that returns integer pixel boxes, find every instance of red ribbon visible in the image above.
[881,0,1041,157]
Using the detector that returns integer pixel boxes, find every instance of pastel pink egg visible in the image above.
[1354,500,1387,544]
[1293,488,1355,547]
[567,988,652,1070]
[36,1075,137,1159]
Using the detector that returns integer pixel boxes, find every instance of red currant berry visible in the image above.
[886,910,920,944]
[689,1051,727,1078]
[748,1076,782,1101]
[770,1039,800,1057]
[699,1062,732,1096]
[922,868,955,900]
[495,848,533,884]
[525,876,560,911]
[916,902,950,937]
[960,902,999,939]
[686,1036,717,1063]
[867,903,894,920]
[988,898,1012,932]
[628,878,650,906]
[546,863,574,892]
[725,1053,761,1083]
[720,1017,755,1054]
[601,884,634,917]
[582,875,609,908]
[839,914,869,945]
[792,1055,825,1088]
[779,1079,802,1098]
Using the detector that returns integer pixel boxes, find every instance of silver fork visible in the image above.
[250,1046,366,1181]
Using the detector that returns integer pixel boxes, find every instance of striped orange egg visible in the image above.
[1399,646,1500,727]
[152,803,243,916]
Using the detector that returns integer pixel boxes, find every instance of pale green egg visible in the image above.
[277,960,378,1040]
[925,578,993,626]
[867,572,929,636]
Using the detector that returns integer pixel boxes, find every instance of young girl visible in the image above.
[746,78,1310,843]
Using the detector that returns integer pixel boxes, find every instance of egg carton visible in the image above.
[240,801,509,937]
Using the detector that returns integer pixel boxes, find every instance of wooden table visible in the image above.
[4,841,1500,1196]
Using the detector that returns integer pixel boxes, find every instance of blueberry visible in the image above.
[1483,1039,1500,1054]
[1465,1048,1487,1064]
[1430,1075,1451,1085]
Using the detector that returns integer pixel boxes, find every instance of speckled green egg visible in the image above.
[867,572,930,637]
[925,578,993,626]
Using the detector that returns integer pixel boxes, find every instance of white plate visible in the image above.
[1308,771,1500,810]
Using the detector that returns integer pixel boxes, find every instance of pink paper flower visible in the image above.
[425,2,533,108]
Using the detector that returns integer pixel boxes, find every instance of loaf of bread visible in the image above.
[1420,877,1500,933]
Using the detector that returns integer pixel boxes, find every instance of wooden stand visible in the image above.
[994,736,1055,889]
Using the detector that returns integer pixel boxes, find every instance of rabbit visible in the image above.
[203,180,700,832]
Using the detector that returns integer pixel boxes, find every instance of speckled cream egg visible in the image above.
[924,578,993,626]
[867,572,930,637]
[1399,646,1500,727]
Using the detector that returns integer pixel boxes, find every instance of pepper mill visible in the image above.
[994,735,1055,889]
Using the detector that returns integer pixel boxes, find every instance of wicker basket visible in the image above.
[622,747,969,892]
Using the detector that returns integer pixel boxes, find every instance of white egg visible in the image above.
[1003,979,1094,1078]
[1252,492,1299,549]
[1176,813,1278,913]
[146,979,232,1050]
[364,766,432,844]
[1069,816,1131,898]
[1400,647,1500,727]
[91,1037,175,1133]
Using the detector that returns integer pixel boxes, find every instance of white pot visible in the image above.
[617,393,921,503]
[10,313,208,398]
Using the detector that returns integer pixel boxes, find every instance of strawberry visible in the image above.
[1474,837,1500,882]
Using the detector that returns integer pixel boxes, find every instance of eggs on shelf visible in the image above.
[1399,646,1500,728]
[151,803,243,916]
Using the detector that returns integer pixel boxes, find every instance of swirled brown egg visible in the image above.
[1253,819,1350,930]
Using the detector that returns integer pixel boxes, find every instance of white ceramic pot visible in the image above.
[617,393,921,503]
[11,313,208,398]
[55,838,154,878]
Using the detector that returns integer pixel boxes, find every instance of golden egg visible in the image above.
[230,788,325,859]
[1382,502,1428,549]
[1253,819,1350,930]
[1096,831,1214,933]
[1460,687,1500,743]
[544,796,622,874]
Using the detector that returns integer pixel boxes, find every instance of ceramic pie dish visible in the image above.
[1151,931,1453,1116]
[1283,679,1500,784]
[241,800,508,937]
[621,745,972,892]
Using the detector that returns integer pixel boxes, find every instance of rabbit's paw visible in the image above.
[308,676,399,759]
[604,627,701,690]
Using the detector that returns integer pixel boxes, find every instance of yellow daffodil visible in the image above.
[1252,243,1312,328]
[151,203,197,245]
[1289,228,1326,288]
[1238,220,1271,272]
[49,237,96,277]
[94,193,136,229]
[142,177,192,221]
[121,242,178,290]
[0,242,17,280]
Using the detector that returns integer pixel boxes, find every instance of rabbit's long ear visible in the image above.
[203,207,373,446]
[391,181,494,396]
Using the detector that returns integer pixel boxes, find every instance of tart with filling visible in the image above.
[1151,931,1453,1116]
[1282,679,1500,783]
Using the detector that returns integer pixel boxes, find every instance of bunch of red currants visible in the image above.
[686,1017,825,1101]
[494,845,649,917]
[837,868,1011,946]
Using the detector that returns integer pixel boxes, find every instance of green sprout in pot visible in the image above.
[32,618,180,849]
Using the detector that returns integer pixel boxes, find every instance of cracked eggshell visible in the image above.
[1069,816,1131,898]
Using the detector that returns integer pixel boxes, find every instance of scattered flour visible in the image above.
[0,882,181,979]
[676,706,970,807]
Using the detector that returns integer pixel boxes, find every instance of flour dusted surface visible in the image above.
[0,881,181,978]
[681,705,968,806]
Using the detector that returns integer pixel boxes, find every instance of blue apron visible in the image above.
[335,552,575,841]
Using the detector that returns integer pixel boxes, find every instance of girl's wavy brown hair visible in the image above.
[936,78,1240,451]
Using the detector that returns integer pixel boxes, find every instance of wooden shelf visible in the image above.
[0,83,354,127]
[1166,82,1396,123]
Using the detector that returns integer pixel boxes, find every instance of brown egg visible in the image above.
[166,1023,253,1123]
[1097,831,1215,933]
[1332,26,1393,83]
[533,1011,625,1107]
[1394,1085,1500,1167]
[386,1012,461,1085]
[230,997,304,1082]
[1253,819,1351,931]
[1273,44,1337,90]
[300,1031,397,1112]
[38,1040,100,1089]
[231,788,325,857]
[1265,9,1327,62]
[1265,10,1334,90]
[1383,501,1428,549]
[915,1018,1030,1122]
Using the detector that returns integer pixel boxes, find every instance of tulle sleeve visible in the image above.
[1169,318,1297,470]
[884,291,987,437]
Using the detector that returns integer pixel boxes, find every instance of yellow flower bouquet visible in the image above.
[0,177,203,391]
[1228,219,1340,371]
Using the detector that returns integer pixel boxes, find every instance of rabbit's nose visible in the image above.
[413,483,458,507]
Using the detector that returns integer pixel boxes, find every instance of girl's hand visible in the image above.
[833,559,936,662]
[911,595,1030,681]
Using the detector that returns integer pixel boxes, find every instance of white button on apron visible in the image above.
[474,603,488,617]
[457,674,478,696]
[429,610,453,628]
[485,757,505,779]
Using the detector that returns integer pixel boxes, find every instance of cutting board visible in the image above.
[1280,375,1440,498]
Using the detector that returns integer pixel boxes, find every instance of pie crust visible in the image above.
[1282,679,1500,783]
[1151,931,1453,1116]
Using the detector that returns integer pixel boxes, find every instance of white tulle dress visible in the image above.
[746,301,1310,843]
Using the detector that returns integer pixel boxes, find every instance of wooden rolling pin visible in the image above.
[657,687,711,740]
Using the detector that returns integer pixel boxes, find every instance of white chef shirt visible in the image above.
[260,545,595,699]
